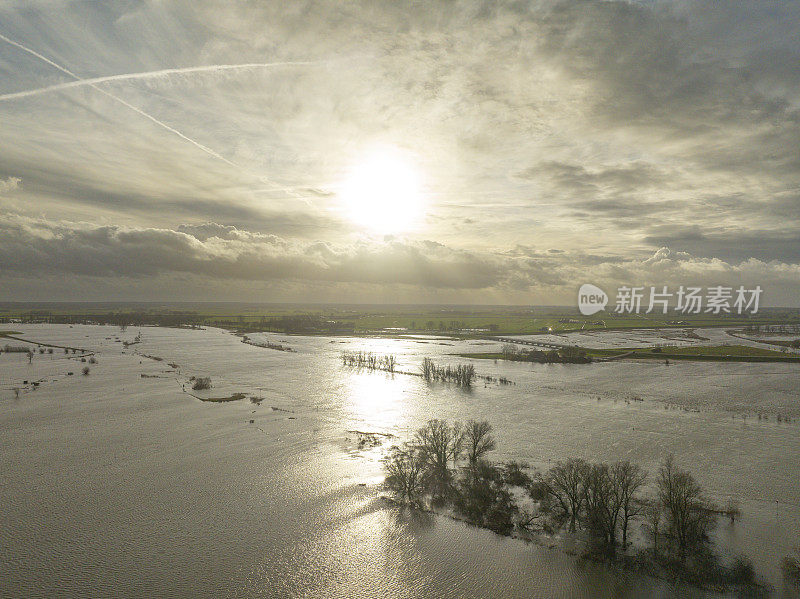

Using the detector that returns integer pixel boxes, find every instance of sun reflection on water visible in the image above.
[345,369,413,432]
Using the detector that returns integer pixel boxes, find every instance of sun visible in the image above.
[339,147,424,234]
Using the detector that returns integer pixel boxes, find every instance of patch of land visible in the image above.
[191,392,247,403]
[458,344,800,363]
[2,302,798,337]
[586,344,800,362]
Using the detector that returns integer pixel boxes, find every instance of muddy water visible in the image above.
[1,324,798,597]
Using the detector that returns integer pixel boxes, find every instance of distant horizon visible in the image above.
[1,300,798,311]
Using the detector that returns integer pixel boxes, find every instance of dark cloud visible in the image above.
[0,216,508,288]
[644,225,800,263]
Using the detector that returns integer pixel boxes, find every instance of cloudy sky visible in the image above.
[1,0,799,305]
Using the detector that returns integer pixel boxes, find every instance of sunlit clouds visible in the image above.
[1,1,799,303]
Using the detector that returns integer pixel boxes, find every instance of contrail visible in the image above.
[0,32,238,165]
[0,32,302,194]
[0,61,319,102]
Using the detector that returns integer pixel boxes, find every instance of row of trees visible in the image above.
[500,344,591,364]
[384,419,719,562]
[743,324,800,334]
[419,358,475,387]
[410,320,500,332]
[5,311,203,328]
[341,351,397,372]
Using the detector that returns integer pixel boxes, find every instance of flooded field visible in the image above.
[1,324,799,598]
[509,327,800,353]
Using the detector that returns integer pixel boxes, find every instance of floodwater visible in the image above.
[1,324,799,598]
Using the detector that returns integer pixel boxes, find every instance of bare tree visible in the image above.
[383,444,425,505]
[420,357,434,381]
[501,343,518,359]
[646,502,662,556]
[413,419,463,502]
[544,458,590,532]
[464,420,496,469]
[582,463,619,547]
[657,455,715,560]
[612,461,647,548]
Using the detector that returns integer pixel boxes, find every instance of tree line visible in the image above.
[419,358,475,387]
[384,419,760,589]
[341,351,396,372]
[501,344,591,364]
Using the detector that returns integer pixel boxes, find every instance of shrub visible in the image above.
[527,479,549,501]
[88,357,97,364]
[784,551,800,584]
[192,377,212,390]
[82,366,90,375]
[728,556,755,585]
[453,460,518,535]
[502,460,532,487]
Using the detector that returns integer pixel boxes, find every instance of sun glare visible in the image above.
[339,147,424,234]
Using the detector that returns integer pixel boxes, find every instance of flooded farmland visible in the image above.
[1,324,799,598]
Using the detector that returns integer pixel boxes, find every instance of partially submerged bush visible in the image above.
[501,460,532,487]
[728,556,756,585]
[784,550,800,584]
[192,377,212,391]
[453,460,518,535]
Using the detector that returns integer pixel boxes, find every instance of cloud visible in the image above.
[1,214,798,304]
[0,1,799,302]
[644,225,800,263]
[0,216,508,288]
[0,176,20,193]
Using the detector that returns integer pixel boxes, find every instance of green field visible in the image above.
[0,302,798,337]
[458,344,800,363]
[585,344,791,358]
[585,344,800,362]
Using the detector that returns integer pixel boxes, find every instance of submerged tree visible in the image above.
[582,462,619,547]
[657,455,715,560]
[383,444,425,505]
[464,420,496,472]
[453,459,518,534]
[783,547,800,585]
[192,377,212,391]
[543,458,590,532]
[413,419,463,503]
[612,461,647,548]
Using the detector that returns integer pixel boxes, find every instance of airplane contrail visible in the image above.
[0,61,319,102]
[0,32,305,195]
